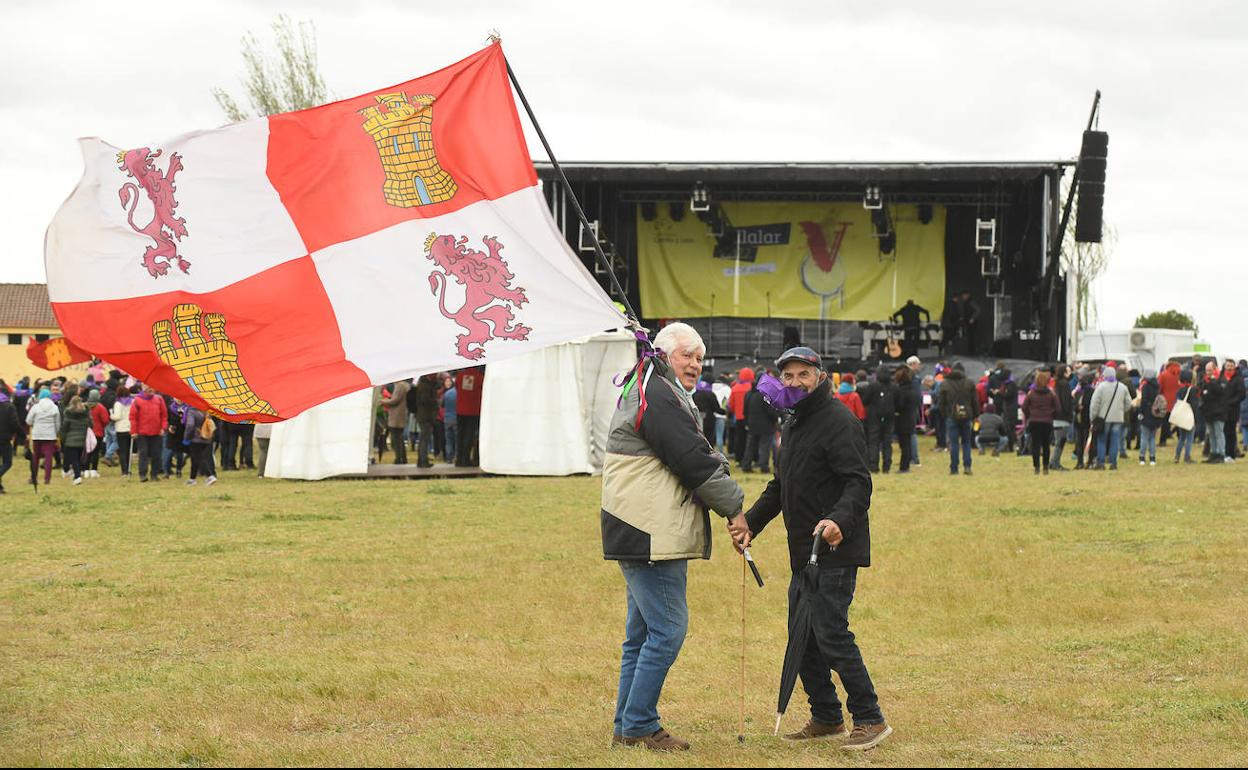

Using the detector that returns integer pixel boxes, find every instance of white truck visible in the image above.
[1076,328,1197,371]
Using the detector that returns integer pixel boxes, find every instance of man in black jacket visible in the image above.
[728,347,890,752]
[860,367,898,474]
[742,372,779,473]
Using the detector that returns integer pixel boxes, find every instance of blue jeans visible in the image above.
[1208,420,1226,457]
[790,567,883,726]
[1241,425,1248,451]
[1174,428,1193,461]
[104,422,118,459]
[910,432,920,463]
[615,560,689,738]
[974,435,1008,451]
[947,418,973,472]
[1096,423,1123,467]
[715,415,727,452]
[1139,426,1157,461]
[444,424,457,462]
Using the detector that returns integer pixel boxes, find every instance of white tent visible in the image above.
[479,329,636,476]
[264,387,373,480]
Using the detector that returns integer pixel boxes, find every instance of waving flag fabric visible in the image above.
[44,43,625,421]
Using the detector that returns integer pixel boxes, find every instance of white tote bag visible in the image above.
[1168,389,1195,431]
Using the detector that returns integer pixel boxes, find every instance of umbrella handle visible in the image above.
[809,528,825,565]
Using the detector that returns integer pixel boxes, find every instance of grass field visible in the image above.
[2,439,1247,766]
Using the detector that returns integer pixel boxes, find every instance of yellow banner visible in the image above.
[638,202,946,320]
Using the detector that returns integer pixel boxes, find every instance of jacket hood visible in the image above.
[946,369,966,381]
[838,382,855,395]
[875,368,892,383]
[737,368,755,383]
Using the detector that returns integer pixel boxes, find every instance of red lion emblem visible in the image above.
[117,147,190,278]
[425,233,531,360]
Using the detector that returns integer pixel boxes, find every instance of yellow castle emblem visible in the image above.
[359,92,458,208]
[153,304,277,417]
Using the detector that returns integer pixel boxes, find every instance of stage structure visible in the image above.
[536,161,1074,366]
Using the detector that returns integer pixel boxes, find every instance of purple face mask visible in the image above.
[757,373,812,411]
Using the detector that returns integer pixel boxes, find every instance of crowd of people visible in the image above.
[371,365,484,469]
[692,352,1248,478]
[0,369,275,492]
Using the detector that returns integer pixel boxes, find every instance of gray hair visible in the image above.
[653,322,705,356]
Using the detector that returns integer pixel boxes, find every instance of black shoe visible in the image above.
[1034,467,1040,475]
[963,469,973,476]
[1043,466,1049,475]
[950,469,958,476]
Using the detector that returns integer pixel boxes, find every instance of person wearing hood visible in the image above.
[836,373,866,420]
[0,390,20,494]
[25,388,61,485]
[1198,361,1230,464]
[1089,367,1130,470]
[860,367,898,474]
[728,347,890,751]
[1221,358,1244,460]
[601,323,745,752]
[742,370,780,473]
[111,386,134,478]
[59,395,91,484]
[728,367,755,465]
[937,363,979,475]
[1136,369,1165,465]
[129,384,168,482]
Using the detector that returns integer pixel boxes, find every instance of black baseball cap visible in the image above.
[775,346,822,370]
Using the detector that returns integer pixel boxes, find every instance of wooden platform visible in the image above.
[336,462,490,480]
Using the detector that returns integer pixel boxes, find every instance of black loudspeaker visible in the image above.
[1076,130,1108,243]
[917,204,933,224]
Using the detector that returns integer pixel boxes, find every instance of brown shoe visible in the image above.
[621,728,691,751]
[842,722,893,751]
[783,719,848,741]
[611,734,622,747]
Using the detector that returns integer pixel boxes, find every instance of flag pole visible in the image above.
[504,55,641,328]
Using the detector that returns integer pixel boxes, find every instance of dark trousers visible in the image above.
[189,444,214,480]
[220,423,238,470]
[257,437,269,477]
[164,434,186,476]
[790,567,883,727]
[136,435,162,480]
[456,415,480,466]
[65,446,85,479]
[433,419,445,459]
[896,430,915,471]
[930,409,946,448]
[742,428,775,472]
[733,422,749,464]
[238,424,255,468]
[117,432,132,475]
[417,420,435,466]
[389,427,408,464]
[0,442,12,488]
[1029,422,1053,470]
[87,440,102,471]
[1225,417,1240,459]
[1073,424,1091,466]
[867,417,895,472]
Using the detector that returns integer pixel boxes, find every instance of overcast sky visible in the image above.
[4,0,1246,357]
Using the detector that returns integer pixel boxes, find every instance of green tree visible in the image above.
[1133,309,1199,335]
[213,15,330,122]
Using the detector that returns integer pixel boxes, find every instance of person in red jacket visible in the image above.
[1156,360,1181,447]
[728,368,755,464]
[454,366,484,467]
[836,372,867,420]
[129,384,169,482]
[86,389,110,478]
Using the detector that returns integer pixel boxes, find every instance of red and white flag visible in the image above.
[45,43,625,421]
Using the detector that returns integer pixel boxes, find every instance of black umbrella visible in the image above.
[773,528,827,735]
[25,439,38,491]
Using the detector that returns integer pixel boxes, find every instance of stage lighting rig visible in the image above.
[863,185,883,210]
[690,182,710,212]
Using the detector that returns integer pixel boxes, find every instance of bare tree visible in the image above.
[213,15,330,122]
[1060,181,1115,334]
